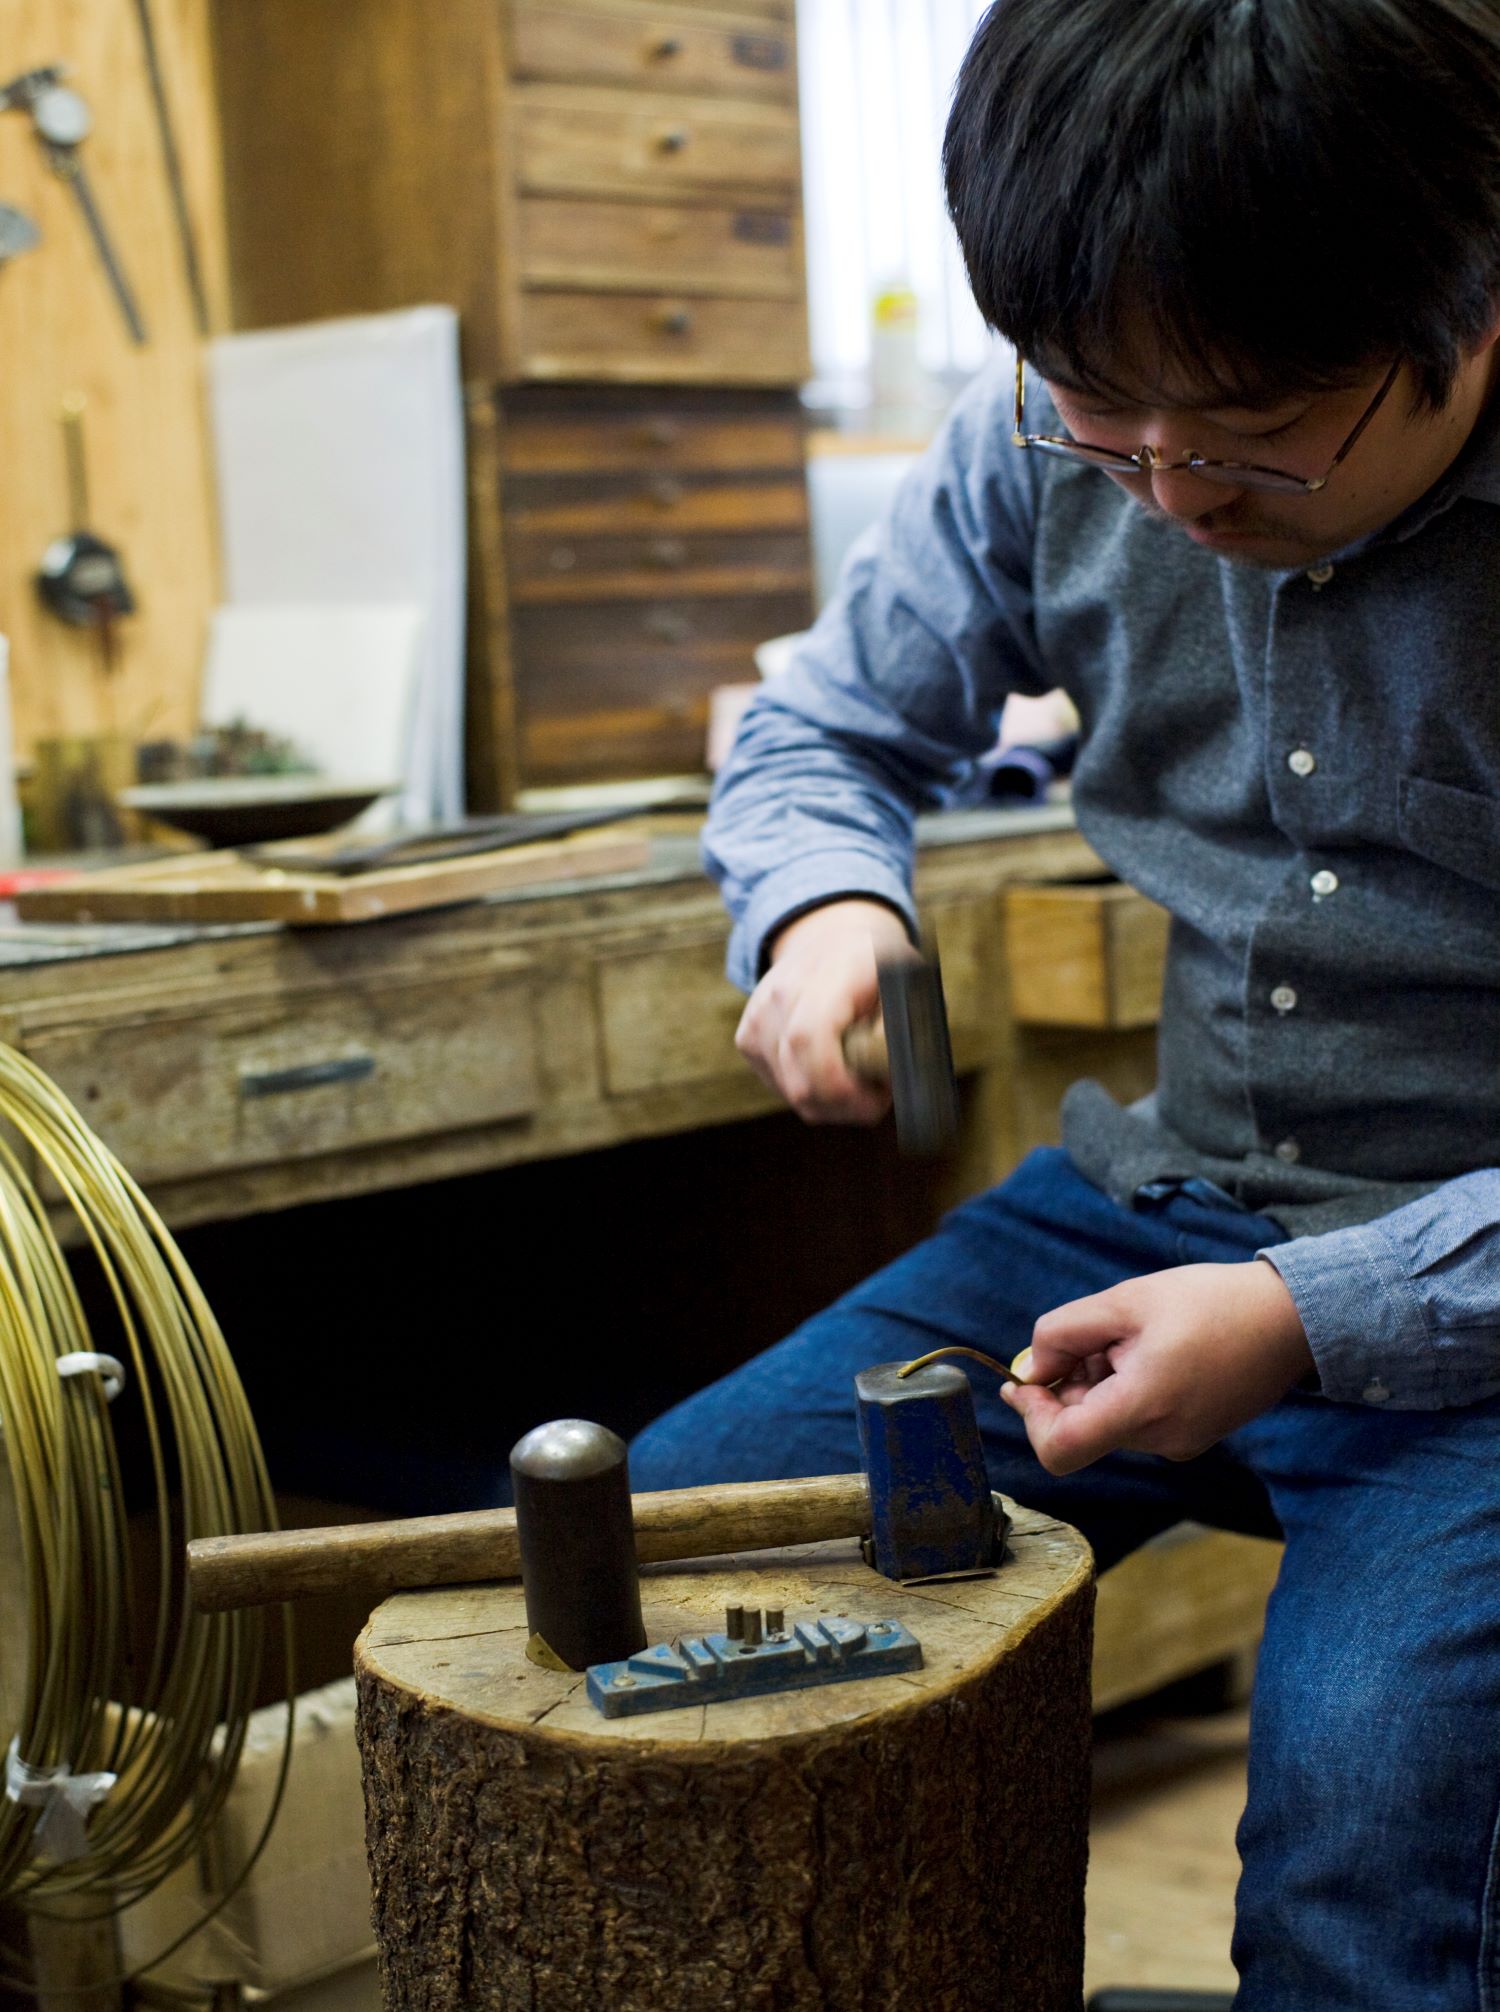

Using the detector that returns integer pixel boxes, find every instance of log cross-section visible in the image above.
[356,1507,1094,2010]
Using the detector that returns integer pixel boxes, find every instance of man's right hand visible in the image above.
[734,898,914,1125]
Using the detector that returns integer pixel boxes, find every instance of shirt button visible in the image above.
[1274,1137,1302,1164]
[1271,984,1298,1013]
[1288,748,1317,777]
[1307,562,1335,587]
[1362,1379,1392,1405]
[1310,869,1339,899]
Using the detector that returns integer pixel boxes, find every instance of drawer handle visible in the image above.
[655,126,691,154]
[647,475,686,507]
[733,211,792,247]
[655,306,694,336]
[240,1053,377,1099]
[650,35,684,61]
[732,33,788,72]
[645,609,693,642]
[547,545,578,572]
[641,417,681,448]
[648,538,688,568]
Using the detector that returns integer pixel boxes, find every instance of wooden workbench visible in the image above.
[0,806,1130,1234]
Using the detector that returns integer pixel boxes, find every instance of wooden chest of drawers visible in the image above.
[216,0,808,388]
[213,0,814,799]
[469,384,814,799]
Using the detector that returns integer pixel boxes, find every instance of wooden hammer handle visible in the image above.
[841,1014,889,1084]
[186,1471,872,1613]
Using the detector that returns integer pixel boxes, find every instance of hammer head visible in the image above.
[875,952,960,1157]
[854,1360,998,1582]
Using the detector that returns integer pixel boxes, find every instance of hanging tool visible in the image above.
[0,66,147,344]
[131,0,209,334]
[0,202,40,267]
[841,946,961,1157]
[36,393,136,671]
[185,1359,1010,1613]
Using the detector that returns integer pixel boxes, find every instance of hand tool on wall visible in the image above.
[131,0,209,334]
[841,946,961,1156]
[0,65,148,345]
[185,1358,1010,1614]
[36,393,136,670]
[0,202,40,268]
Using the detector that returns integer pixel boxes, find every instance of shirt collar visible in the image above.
[1374,381,1500,545]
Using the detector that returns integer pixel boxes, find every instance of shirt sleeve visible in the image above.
[1261,1168,1500,1409]
[703,355,1053,992]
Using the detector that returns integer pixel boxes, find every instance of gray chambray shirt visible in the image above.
[704,355,1500,1413]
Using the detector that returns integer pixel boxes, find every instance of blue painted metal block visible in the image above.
[587,1616,923,1718]
[854,1360,997,1581]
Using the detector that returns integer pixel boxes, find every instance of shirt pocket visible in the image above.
[1398,775,1500,892]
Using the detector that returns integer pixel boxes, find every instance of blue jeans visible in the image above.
[631,1147,1500,2011]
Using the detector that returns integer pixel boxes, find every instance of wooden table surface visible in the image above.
[0,806,1108,1233]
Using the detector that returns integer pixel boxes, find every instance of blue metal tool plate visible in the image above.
[587,1616,923,1718]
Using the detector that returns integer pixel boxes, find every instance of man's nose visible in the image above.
[1144,450,1240,522]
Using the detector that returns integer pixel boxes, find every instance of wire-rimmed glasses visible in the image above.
[1011,356,1402,494]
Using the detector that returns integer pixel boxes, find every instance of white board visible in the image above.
[209,308,466,825]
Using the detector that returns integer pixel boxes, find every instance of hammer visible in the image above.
[841,948,960,1156]
[185,1360,1003,1614]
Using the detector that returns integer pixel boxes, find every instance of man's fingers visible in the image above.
[1025,1289,1139,1384]
[748,1014,891,1123]
[1002,1375,1143,1476]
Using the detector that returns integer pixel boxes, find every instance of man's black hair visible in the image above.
[944,0,1500,409]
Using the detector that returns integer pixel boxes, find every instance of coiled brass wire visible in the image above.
[0,1042,293,1972]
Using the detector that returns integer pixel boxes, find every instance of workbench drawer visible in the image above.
[515,87,802,202]
[21,965,541,1186]
[1003,882,1170,1029]
[509,4,796,102]
[518,196,803,301]
[517,289,810,386]
[597,938,747,1094]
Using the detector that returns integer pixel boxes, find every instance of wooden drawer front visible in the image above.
[1004,882,1169,1028]
[22,967,541,1185]
[517,289,808,385]
[594,0,791,17]
[515,88,801,202]
[508,528,811,603]
[501,403,805,476]
[514,591,809,780]
[522,704,711,780]
[510,5,796,102]
[515,591,809,677]
[598,937,745,1093]
[519,196,803,299]
[505,469,808,538]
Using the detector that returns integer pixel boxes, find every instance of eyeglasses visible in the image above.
[1011,356,1402,494]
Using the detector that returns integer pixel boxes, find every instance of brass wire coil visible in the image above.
[0,1043,293,1973]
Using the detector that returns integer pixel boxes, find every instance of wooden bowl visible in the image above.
[119,776,396,848]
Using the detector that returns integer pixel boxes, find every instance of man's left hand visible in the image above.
[1001,1259,1314,1476]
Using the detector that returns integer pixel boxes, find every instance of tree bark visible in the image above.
[357,1507,1093,2011]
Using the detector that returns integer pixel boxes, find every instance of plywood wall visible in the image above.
[0,0,227,758]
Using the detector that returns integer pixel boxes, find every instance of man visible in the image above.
[630,2,1500,2004]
